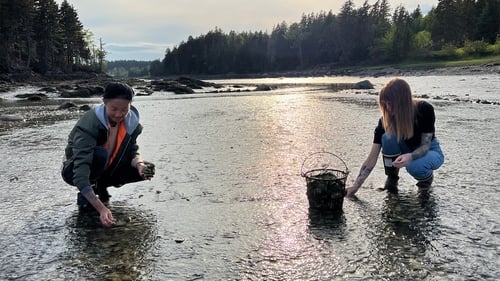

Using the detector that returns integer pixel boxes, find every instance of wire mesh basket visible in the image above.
[300,152,349,211]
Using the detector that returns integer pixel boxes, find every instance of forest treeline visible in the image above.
[155,0,500,76]
[0,0,104,75]
[1,0,499,78]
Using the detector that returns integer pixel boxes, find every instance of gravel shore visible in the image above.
[1,63,499,134]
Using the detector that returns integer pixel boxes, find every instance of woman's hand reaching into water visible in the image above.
[345,185,359,197]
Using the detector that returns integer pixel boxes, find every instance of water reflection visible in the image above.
[373,189,439,278]
[308,208,346,241]
[2,76,500,280]
[63,203,157,280]
[309,208,346,235]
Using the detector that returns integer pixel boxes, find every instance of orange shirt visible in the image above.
[103,121,127,167]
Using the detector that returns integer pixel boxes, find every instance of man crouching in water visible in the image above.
[62,82,155,227]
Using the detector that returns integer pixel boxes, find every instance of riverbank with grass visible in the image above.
[309,55,500,77]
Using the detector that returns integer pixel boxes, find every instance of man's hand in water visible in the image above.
[98,207,115,227]
[81,185,115,227]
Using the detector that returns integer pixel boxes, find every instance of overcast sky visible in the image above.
[57,0,438,61]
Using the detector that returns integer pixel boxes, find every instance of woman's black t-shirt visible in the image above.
[373,101,436,151]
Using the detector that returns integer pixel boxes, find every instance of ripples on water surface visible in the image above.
[0,75,499,280]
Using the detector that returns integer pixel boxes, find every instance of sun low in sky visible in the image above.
[57,0,438,61]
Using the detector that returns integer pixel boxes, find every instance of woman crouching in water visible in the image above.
[346,78,444,196]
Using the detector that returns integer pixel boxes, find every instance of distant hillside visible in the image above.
[106,60,151,78]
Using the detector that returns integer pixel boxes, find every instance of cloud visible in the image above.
[60,0,439,60]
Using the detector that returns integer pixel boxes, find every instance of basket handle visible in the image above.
[300,151,349,177]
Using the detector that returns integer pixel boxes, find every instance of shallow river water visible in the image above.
[1,75,499,280]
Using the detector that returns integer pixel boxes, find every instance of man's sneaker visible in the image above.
[384,176,399,193]
[416,174,434,189]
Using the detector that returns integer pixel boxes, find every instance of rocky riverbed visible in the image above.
[0,74,374,134]
[1,71,499,280]
[1,63,499,135]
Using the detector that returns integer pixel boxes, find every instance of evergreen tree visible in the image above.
[460,0,480,41]
[337,0,357,64]
[269,21,297,70]
[149,59,164,76]
[0,0,105,75]
[368,0,392,62]
[0,0,36,72]
[14,0,36,69]
[393,5,413,59]
[432,0,463,47]
[476,0,500,43]
[409,6,433,57]
[59,0,89,70]
[33,0,60,73]
[2,0,499,77]
[320,11,341,64]
[235,31,269,73]
[0,0,9,72]
[352,1,376,62]
[371,0,392,38]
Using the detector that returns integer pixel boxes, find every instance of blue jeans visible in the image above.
[382,134,444,180]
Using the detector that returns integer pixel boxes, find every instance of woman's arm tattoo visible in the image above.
[354,164,373,187]
[411,132,433,160]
